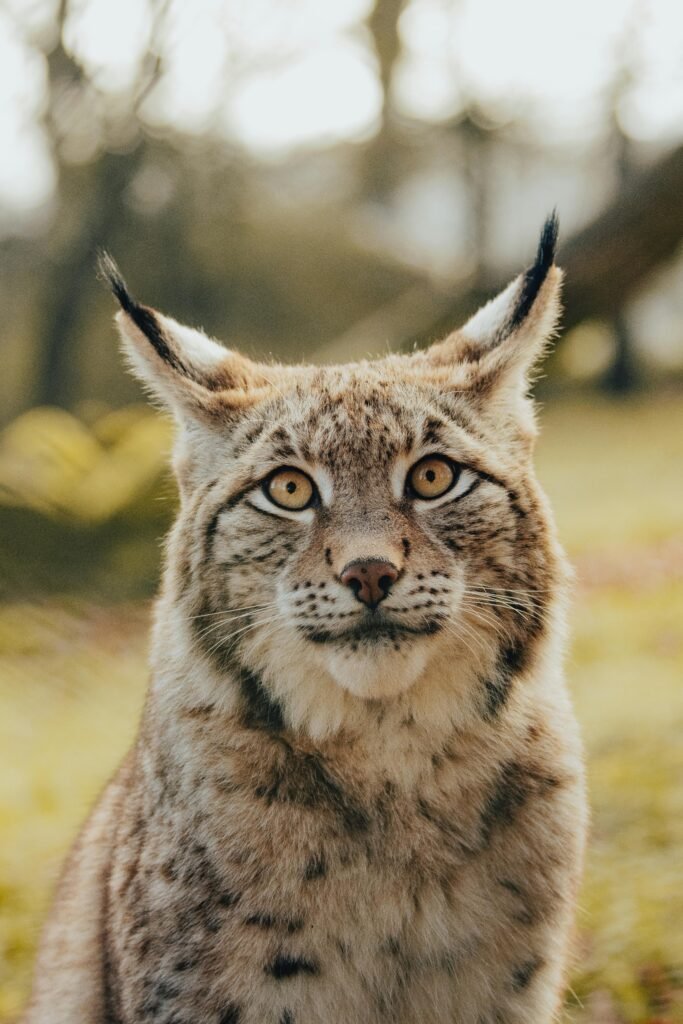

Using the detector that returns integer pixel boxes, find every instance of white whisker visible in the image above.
[203,614,282,660]
[188,601,278,620]
[193,607,279,643]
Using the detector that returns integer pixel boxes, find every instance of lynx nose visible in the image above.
[340,559,399,610]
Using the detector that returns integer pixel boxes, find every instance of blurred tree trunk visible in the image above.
[560,142,683,330]
[399,141,683,354]
[33,0,163,407]
[360,0,408,202]
[604,309,638,394]
[460,112,492,279]
[35,151,142,407]
[600,113,638,394]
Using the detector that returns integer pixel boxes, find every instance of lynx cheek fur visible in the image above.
[25,215,587,1024]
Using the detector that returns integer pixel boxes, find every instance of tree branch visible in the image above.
[401,141,683,350]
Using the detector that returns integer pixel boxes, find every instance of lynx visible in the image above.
[25,215,587,1024]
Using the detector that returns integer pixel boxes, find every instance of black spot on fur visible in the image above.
[245,912,277,929]
[168,842,241,939]
[218,1005,241,1024]
[481,639,532,720]
[154,979,180,1002]
[500,637,529,675]
[512,956,544,991]
[421,418,445,447]
[280,1012,295,1024]
[481,762,561,843]
[482,676,513,720]
[238,668,286,732]
[498,879,537,925]
[218,890,240,908]
[245,912,304,933]
[304,851,327,880]
[266,954,320,980]
[173,957,196,972]
[256,743,371,835]
[417,797,477,857]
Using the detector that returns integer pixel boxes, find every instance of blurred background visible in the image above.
[0,0,682,1020]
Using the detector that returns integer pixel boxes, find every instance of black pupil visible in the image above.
[426,469,436,482]
[286,480,297,494]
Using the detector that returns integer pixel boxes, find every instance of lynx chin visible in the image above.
[25,213,587,1024]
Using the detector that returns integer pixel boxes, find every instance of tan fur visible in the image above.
[26,231,587,1024]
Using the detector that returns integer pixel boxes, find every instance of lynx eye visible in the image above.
[265,468,315,511]
[408,455,457,500]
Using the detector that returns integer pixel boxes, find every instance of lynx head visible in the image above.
[102,215,565,735]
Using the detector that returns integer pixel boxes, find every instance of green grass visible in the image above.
[0,604,147,1018]
[537,395,683,553]
[1,395,682,1021]
[569,583,683,1023]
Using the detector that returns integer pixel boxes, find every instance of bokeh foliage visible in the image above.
[0,404,173,598]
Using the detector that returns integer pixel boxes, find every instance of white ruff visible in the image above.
[319,641,430,699]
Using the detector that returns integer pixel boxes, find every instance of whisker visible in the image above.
[460,590,548,624]
[238,616,288,661]
[439,617,487,662]
[462,584,551,597]
[461,603,516,648]
[193,608,279,642]
[203,614,282,659]
[462,598,528,622]
[188,602,278,620]
[443,624,482,664]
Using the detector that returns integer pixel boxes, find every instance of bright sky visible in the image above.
[1,0,682,215]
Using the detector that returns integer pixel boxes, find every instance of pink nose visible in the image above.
[340,559,399,609]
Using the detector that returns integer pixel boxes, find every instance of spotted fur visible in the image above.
[26,216,587,1024]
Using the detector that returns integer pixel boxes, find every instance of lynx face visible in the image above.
[103,216,563,713]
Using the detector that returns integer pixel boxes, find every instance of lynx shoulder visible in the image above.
[25,214,587,1024]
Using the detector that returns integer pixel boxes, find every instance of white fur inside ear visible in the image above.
[114,308,146,349]
[114,309,163,388]
[114,309,230,379]
[160,315,231,371]
[461,276,520,345]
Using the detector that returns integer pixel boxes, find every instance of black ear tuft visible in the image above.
[507,211,559,334]
[97,251,136,314]
[96,251,187,376]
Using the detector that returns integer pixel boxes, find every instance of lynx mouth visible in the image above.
[300,613,446,646]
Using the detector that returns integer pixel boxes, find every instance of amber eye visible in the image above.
[408,455,457,500]
[265,468,315,510]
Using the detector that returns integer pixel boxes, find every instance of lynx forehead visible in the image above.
[25,215,587,1024]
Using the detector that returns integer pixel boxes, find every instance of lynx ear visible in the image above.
[98,253,267,421]
[426,213,563,405]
